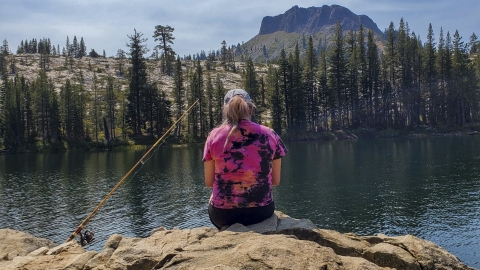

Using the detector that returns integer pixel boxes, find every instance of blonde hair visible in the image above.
[222,95,255,150]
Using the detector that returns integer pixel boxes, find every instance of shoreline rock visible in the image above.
[0,212,475,270]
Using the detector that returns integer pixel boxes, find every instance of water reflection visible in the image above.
[0,137,479,266]
[275,137,479,266]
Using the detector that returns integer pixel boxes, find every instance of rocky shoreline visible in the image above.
[0,212,475,270]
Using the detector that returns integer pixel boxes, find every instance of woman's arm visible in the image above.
[204,160,215,187]
[271,158,282,186]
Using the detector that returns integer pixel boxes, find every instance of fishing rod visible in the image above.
[66,99,199,244]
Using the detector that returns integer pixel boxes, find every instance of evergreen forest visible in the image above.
[1,19,480,153]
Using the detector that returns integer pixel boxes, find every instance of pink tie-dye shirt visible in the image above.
[203,119,287,209]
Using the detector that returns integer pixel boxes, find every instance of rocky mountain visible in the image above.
[259,5,383,36]
[238,5,384,62]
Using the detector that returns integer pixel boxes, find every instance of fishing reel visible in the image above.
[79,229,95,246]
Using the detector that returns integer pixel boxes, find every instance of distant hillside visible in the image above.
[3,54,245,95]
[238,5,384,62]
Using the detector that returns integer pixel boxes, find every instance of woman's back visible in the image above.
[204,119,287,209]
[204,89,287,229]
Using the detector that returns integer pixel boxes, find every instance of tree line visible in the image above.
[262,20,480,136]
[1,19,480,151]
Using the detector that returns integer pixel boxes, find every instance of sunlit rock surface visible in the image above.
[0,212,474,270]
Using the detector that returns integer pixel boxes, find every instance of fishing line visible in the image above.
[66,99,199,244]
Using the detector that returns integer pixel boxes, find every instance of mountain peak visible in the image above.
[258,5,382,36]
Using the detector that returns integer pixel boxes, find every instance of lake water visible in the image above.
[0,136,479,267]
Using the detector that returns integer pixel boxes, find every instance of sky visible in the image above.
[1,0,479,57]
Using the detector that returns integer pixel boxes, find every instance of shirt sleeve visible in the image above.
[203,133,213,162]
[272,130,287,160]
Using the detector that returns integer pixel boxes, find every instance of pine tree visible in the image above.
[79,37,86,58]
[436,27,448,124]
[14,76,26,143]
[469,32,478,55]
[144,82,159,137]
[279,49,292,129]
[105,76,117,139]
[31,38,37,54]
[303,36,318,131]
[366,30,379,126]
[243,58,259,104]
[266,64,283,134]
[65,36,71,56]
[39,51,49,71]
[289,44,305,130]
[356,24,369,125]
[2,39,9,55]
[0,59,7,142]
[345,29,358,128]
[205,73,215,130]
[452,30,469,126]
[60,79,74,141]
[126,29,149,136]
[409,33,424,126]
[214,74,225,126]
[9,55,17,74]
[17,41,25,54]
[23,75,34,141]
[46,38,52,55]
[33,70,60,142]
[220,41,228,70]
[48,82,61,142]
[172,56,184,137]
[188,60,205,139]
[72,36,79,58]
[116,49,126,76]
[24,40,29,53]
[424,23,437,126]
[317,46,330,130]
[383,22,397,128]
[154,89,171,137]
[1,75,16,147]
[259,75,266,106]
[395,19,412,127]
[92,71,100,141]
[327,21,347,130]
[153,25,175,75]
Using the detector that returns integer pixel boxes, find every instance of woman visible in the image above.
[203,89,287,229]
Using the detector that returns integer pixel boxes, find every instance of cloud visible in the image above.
[1,0,479,56]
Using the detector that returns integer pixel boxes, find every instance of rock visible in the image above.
[259,5,383,36]
[0,212,475,270]
[26,247,49,257]
[158,230,343,269]
[339,255,394,270]
[384,234,470,270]
[363,242,420,269]
[45,240,81,255]
[0,229,55,260]
[84,234,123,268]
[67,251,97,269]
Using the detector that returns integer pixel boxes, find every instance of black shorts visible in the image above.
[208,202,275,229]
